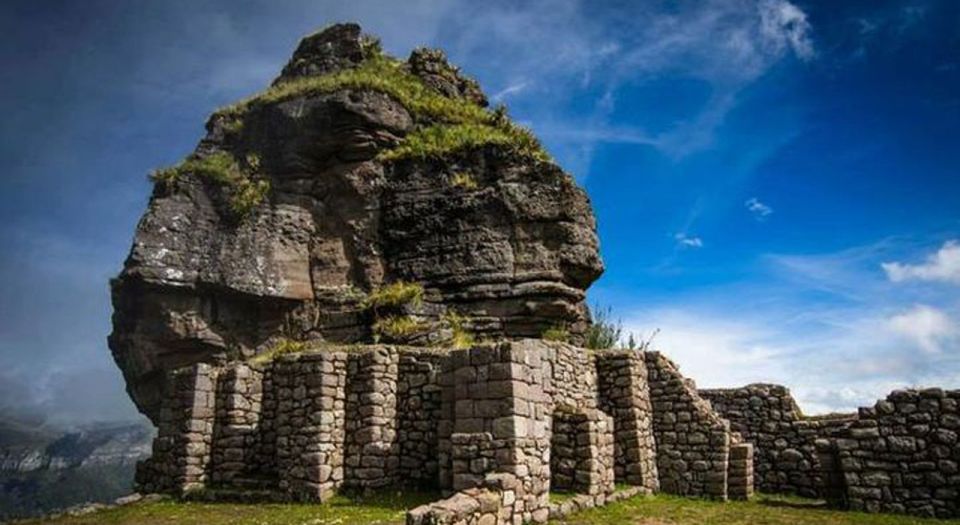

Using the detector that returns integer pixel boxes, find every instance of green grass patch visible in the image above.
[449,171,479,190]
[363,281,424,310]
[373,315,426,340]
[377,122,549,163]
[216,55,489,126]
[542,324,571,343]
[554,492,960,525]
[249,338,306,365]
[444,311,475,349]
[213,54,550,163]
[28,490,438,525]
[151,152,269,216]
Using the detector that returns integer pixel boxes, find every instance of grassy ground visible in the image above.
[556,493,960,525]
[26,491,960,525]
[25,491,436,525]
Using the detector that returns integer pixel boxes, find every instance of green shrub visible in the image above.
[150,151,270,217]
[363,281,424,310]
[585,306,623,350]
[542,324,570,343]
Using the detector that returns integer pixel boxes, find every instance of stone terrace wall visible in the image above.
[823,388,960,518]
[644,352,742,500]
[700,384,855,497]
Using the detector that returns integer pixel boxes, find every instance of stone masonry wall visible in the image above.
[644,352,735,500]
[822,388,960,518]
[138,342,750,523]
[135,363,217,494]
[344,347,399,490]
[397,349,445,488]
[273,352,348,501]
[596,350,659,490]
[210,364,264,487]
[700,384,856,497]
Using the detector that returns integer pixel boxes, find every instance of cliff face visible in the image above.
[110,23,603,423]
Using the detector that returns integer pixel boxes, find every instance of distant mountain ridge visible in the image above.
[0,414,152,520]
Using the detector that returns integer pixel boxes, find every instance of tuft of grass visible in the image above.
[584,305,623,350]
[150,152,270,217]
[444,311,475,349]
[449,171,478,190]
[250,338,306,365]
[377,122,549,163]
[363,281,424,310]
[542,324,570,343]
[372,315,425,340]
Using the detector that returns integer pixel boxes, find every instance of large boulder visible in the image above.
[109,24,603,422]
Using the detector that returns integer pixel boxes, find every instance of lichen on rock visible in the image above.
[109,23,603,423]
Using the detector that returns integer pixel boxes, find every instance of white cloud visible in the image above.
[674,233,704,248]
[745,197,773,220]
[758,0,815,61]
[882,240,960,284]
[888,304,957,353]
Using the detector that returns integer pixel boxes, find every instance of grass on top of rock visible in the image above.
[363,281,424,310]
[542,324,570,343]
[378,122,549,163]
[150,151,269,216]
[249,338,306,365]
[449,171,479,190]
[372,315,425,341]
[443,311,476,349]
[213,54,550,163]
[216,55,488,126]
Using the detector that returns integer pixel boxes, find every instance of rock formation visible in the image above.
[109,23,603,423]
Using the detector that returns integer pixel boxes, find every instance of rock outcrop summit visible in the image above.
[110,23,604,423]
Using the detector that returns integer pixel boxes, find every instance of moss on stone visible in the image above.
[542,324,570,343]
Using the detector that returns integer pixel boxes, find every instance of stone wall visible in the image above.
[136,341,752,523]
[135,363,217,493]
[644,352,738,500]
[699,384,855,497]
[820,388,960,518]
[596,350,659,490]
[397,349,445,487]
[344,347,399,490]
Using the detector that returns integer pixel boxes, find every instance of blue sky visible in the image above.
[0,0,957,424]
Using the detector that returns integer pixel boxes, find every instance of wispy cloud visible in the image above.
[888,304,958,354]
[674,232,704,248]
[491,81,529,102]
[745,197,773,220]
[882,240,960,284]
